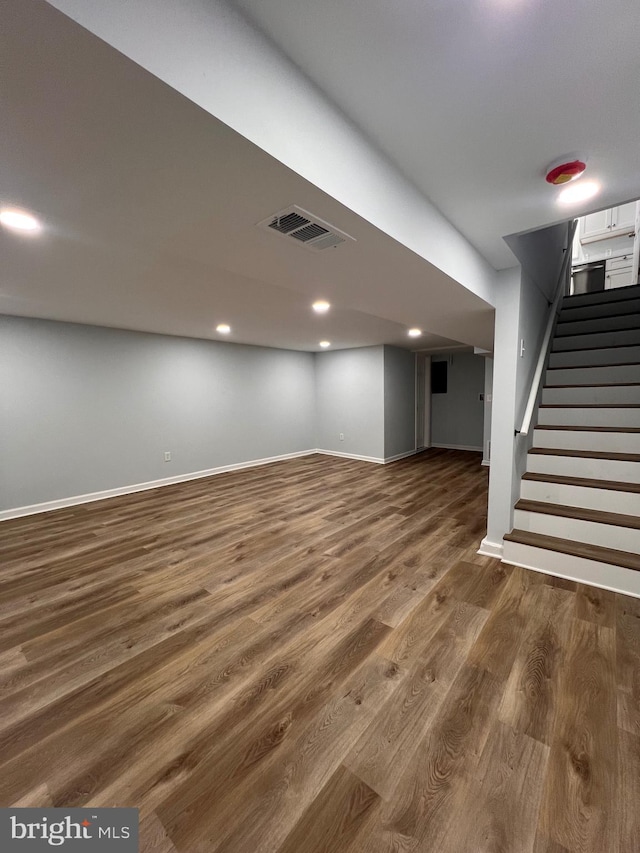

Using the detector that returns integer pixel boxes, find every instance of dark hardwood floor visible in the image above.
[0,449,638,852]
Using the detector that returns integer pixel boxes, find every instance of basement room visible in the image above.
[1,1,639,851]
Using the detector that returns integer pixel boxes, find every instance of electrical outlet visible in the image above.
[164,451,171,462]
[339,433,344,441]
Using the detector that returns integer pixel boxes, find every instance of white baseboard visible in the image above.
[384,449,418,464]
[314,449,385,464]
[481,459,490,467]
[477,537,504,559]
[431,443,483,453]
[0,447,425,522]
[0,450,317,522]
[316,448,418,465]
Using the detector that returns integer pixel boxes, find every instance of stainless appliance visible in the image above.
[571,261,605,295]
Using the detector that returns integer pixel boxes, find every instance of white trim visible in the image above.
[431,443,483,453]
[384,449,418,464]
[0,446,427,521]
[316,448,417,465]
[314,449,385,464]
[477,537,504,559]
[481,459,490,467]
[0,450,317,522]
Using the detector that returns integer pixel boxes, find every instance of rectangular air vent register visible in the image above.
[258,205,355,252]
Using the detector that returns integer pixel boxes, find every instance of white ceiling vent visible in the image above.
[258,205,355,252]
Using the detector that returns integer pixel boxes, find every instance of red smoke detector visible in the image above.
[546,160,586,185]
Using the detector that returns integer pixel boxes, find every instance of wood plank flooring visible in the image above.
[0,448,638,852]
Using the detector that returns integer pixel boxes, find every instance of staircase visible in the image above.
[503,282,640,597]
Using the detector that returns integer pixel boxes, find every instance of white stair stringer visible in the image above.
[500,283,640,598]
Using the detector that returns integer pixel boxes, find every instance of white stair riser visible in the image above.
[553,328,640,352]
[542,385,640,405]
[537,407,640,427]
[560,298,640,323]
[549,346,640,368]
[546,364,640,385]
[562,285,640,309]
[521,479,640,515]
[533,428,640,454]
[502,542,640,598]
[514,509,640,552]
[527,453,640,483]
[557,314,640,337]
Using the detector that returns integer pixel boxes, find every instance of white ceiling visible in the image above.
[0,0,494,352]
[3,0,639,354]
[232,0,640,269]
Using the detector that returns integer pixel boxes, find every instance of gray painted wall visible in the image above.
[415,353,429,450]
[505,223,568,301]
[509,221,571,451]
[1,320,419,513]
[383,346,416,459]
[510,266,557,510]
[482,357,493,466]
[430,351,484,450]
[484,267,521,549]
[314,346,385,460]
[513,224,571,507]
[515,268,555,426]
[0,316,315,510]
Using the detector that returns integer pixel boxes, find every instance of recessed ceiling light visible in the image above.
[557,180,600,205]
[216,323,231,334]
[0,207,41,233]
[312,300,331,313]
[408,328,422,337]
[319,340,331,348]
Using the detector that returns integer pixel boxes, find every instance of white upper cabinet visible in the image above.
[612,201,637,231]
[580,208,610,241]
[579,201,638,243]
